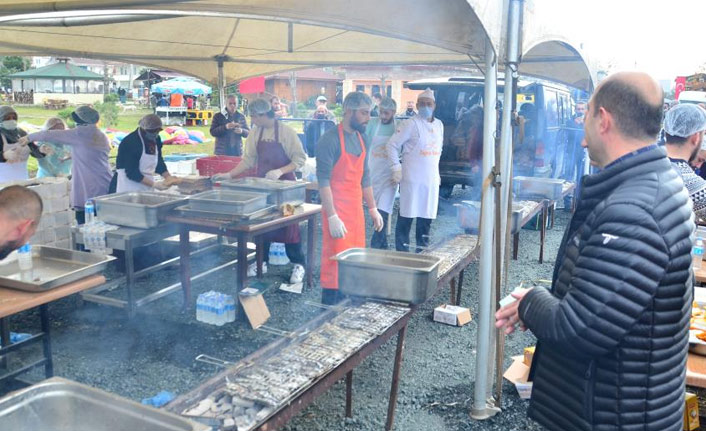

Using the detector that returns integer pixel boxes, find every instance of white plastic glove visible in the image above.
[391,167,402,184]
[16,136,29,147]
[153,181,169,190]
[265,169,283,180]
[39,144,54,155]
[327,214,347,239]
[2,149,18,163]
[212,173,231,182]
[369,207,384,232]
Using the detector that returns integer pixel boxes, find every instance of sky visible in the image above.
[535,0,706,84]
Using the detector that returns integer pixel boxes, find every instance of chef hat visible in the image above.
[139,114,163,130]
[664,104,706,138]
[417,88,435,102]
[379,97,397,112]
[343,91,372,111]
[42,117,65,131]
[72,105,100,124]
[316,95,327,102]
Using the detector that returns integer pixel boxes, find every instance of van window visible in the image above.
[544,90,559,128]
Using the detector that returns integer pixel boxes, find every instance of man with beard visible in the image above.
[664,103,706,221]
[315,91,384,304]
[365,97,399,249]
[0,185,42,260]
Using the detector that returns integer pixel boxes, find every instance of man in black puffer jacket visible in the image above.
[497,72,694,431]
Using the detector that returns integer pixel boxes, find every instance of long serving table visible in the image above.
[168,233,479,431]
[0,275,105,386]
[165,203,321,312]
[72,224,252,317]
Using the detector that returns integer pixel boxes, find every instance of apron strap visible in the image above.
[257,120,279,146]
[337,123,366,159]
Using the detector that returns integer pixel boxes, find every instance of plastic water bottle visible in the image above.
[279,243,290,265]
[694,238,704,269]
[84,200,95,225]
[17,243,32,271]
[215,294,225,326]
[225,295,235,322]
[196,293,204,322]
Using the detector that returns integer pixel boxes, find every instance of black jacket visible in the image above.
[210,110,249,156]
[519,145,694,431]
[115,129,167,183]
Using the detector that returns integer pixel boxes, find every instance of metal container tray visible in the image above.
[95,191,187,228]
[513,176,565,200]
[188,189,268,214]
[220,177,306,206]
[0,377,209,431]
[0,246,115,292]
[455,200,524,233]
[174,203,276,222]
[333,248,441,304]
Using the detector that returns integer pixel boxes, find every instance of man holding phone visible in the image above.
[210,95,249,156]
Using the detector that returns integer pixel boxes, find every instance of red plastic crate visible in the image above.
[196,155,256,177]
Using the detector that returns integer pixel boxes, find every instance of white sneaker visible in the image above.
[289,264,305,284]
[247,262,267,277]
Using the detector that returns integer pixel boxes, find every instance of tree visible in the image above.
[0,56,30,89]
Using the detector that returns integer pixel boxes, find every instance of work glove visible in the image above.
[369,207,384,232]
[265,169,283,181]
[391,167,402,184]
[39,144,54,156]
[327,214,347,239]
[212,173,231,182]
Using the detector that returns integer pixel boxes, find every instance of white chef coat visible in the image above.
[387,115,443,219]
[116,130,158,193]
[366,117,398,214]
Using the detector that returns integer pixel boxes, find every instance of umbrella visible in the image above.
[151,77,212,96]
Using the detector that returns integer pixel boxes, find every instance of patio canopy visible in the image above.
[151,77,212,95]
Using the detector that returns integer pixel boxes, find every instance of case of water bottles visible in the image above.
[80,199,119,255]
[268,242,290,266]
[196,291,236,325]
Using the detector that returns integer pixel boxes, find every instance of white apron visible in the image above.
[399,116,443,219]
[0,134,29,183]
[116,130,158,193]
[367,119,398,214]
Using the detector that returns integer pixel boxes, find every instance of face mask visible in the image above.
[418,106,433,120]
[315,114,326,119]
[143,130,159,141]
[1,120,17,130]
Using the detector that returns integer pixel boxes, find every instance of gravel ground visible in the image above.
[1,185,569,431]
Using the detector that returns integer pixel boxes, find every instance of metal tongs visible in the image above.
[256,325,297,338]
[195,354,234,368]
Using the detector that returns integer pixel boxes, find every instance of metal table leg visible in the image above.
[180,226,192,310]
[539,203,548,264]
[385,325,408,431]
[0,317,9,370]
[124,238,136,317]
[39,304,53,378]
[256,237,264,278]
[513,233,519,260]
[306,214,315,289]
[455,270,465,306]
[346,370,353,418]
[237,232,249,292]
[449,278,456,304]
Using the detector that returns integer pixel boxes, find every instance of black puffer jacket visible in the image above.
[519,145,694,431]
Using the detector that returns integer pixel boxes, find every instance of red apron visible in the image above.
[320,124,366,290]
[255,121,300,243]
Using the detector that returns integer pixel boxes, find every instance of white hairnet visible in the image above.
[343,92,372,111]
[0,105,17,121]
[379,97,397,112]
[139,114,163,130]
[664,104,706,138]
[42,117,65,131]
[248,98,272,115]
[418,88,435,101]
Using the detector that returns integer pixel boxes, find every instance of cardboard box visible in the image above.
[523,346,536,367]
[239,287,270,329]
[503,356,533,399]
[684,392,700,430]
[433,304,472,326]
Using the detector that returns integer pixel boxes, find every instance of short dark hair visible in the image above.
[0,185,43,225]
[664,132,688,145]
[590,79,663,141]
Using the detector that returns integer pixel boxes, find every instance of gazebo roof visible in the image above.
[9,61,104,80]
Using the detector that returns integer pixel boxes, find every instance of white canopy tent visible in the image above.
[0,0,594,421]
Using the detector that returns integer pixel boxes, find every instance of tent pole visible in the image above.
[471,38,499,421]
[217,57,225,112]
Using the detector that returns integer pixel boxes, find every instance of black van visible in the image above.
[406,77,583,198]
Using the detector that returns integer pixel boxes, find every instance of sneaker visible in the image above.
[247,262,267,277]
[289,264,305,284]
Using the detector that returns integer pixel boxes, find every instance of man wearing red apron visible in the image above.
[214,99,308,284]
[316,92,384,305]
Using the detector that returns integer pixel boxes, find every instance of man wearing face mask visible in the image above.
[210,95,249,157]
[316,91,384,305]
[387,88,443,252]
[0,106,45,183]
[305,104,336,156]
[0,185,42,261]
[113,114,180,193]
[664,103,706,221]
[365,96,399,249]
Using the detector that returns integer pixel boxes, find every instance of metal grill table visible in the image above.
[422,234,479,305]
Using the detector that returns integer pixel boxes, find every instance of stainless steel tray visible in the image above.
[513,176,565,200]
[0,246,114,292]
[95,191,187,228]
[188,189,268,214]
[220,177,306,206]
[0,377,209,431]
[174,203,276,222]
[455,200,524,233]
[333,248,441,304]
